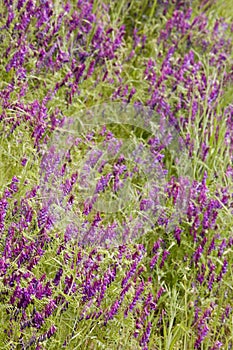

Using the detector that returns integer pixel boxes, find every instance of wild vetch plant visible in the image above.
[0,1,233,349]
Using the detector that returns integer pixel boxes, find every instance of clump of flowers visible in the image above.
[0,0,233,349]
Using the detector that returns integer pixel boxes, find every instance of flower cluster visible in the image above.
[0,1,232,349]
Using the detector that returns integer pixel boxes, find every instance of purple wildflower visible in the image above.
[32,312,45,329]
[210,341,223,350]
[218,239,227,257]
[128,281,145,313]
[207,236,216,255]
[43,299,57,318]
[140,322,152,347]
[208,272,215,291]
[107,300,122,322]
[193,245,203,266]
[150,253,160,270]
[159,250,170,268]
[46,324,57,338]
[194,322,209,349]
[153,238,163,253]
[217,259,228,282]
[155,287,165,303]
[174,226,182,245]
